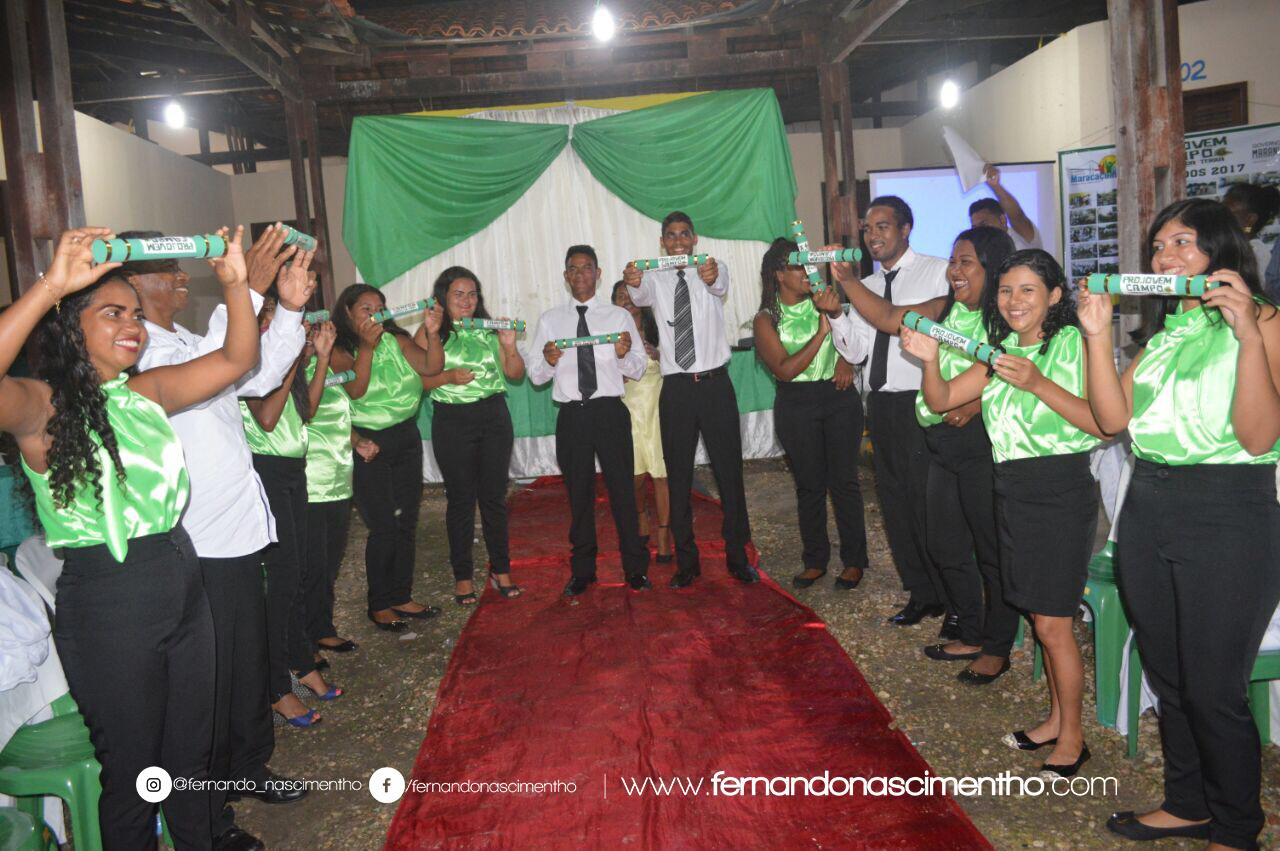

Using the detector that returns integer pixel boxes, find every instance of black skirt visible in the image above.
[993,451,1098,617]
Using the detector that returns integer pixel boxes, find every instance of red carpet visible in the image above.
[385,477,990,849]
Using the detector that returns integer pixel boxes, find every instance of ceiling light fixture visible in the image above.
[939,78,961,110]
[592,1,616,41]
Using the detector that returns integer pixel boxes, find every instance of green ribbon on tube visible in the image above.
[903,310,1001,366]
[304,309,330,324]
[554,333,622,349]
[323,369,355,387]
[1086,273,1216,296]
[789,219,827,293]
[91,235,226,264]
[632,254,709,271]
[371,298,436,323]
[456,317,526,332]
[787,248,861,265]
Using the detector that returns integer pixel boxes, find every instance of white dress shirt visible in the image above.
[629,260,730,375]
[526,293,647,403]
[846,247,950,393]
[1011,223,1043,251]
[138,291,305,558]
[829,309,870,365]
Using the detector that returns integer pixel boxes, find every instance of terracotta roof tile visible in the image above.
[361,0,747,40]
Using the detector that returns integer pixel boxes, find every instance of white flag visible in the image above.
[942,126,987,192]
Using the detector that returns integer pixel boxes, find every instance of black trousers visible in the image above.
[432,395,514,581]
[772,379,868,571]
[352,417,423,612]
[305,499,351,644]
[199,551,273,838]
[658,369,752,572]
[866,390,944,605]
[554,396,649,579]
[1118,461,1280,849]
[252,454,315,701]
[55,529,214,851]
[923,418,1018,655]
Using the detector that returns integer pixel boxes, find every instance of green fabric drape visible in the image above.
[342,90,797,286]
[570,89,797,243]
[344,116,568,286]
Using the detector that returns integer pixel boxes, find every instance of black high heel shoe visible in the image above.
[489,573,522,598]
[655,525,673,563]
[367,612,408,633]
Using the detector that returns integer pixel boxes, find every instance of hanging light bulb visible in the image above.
[163,100,186,129]
[592,2,616,41]
[939,79,961,110]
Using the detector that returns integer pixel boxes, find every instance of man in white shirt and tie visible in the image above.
[528,245,652,595]
[128,225,310,851]
[622,211,758,588]
[841,197,953,628]
[969,164,1043,251]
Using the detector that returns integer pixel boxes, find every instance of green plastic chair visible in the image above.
[0,697,103,851]
[0,808,56,851]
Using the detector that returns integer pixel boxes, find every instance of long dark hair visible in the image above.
[1223,182,1280,233]
[945,226,1016,324]
[333,283,408,356]
[758,237,799,328]
[33,276,131,509]
[432,266,490,345]
[1135,198,1270,344]
[610,280,659,346]
[983,248,1077,354]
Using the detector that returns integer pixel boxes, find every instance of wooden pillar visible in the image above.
[300,99,336,308]
[834,61,858,245]
[817,64,842,244]
[1108,0,1185,278]
[0,0,85,291]
[817,62,858,247]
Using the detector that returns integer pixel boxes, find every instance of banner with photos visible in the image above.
[1058,122,1280,279]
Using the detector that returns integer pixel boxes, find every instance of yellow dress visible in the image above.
[623,358,666,478]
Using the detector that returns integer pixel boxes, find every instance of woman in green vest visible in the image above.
[241,297,341,726]
[832,227,1019,684]
[302,319,373,668]
[754,238,869,595]
[903,248,1107,779]
[1080,199,1280,848]
[331,285,444,631]
[0,226,259,848]
[421,267,525,605]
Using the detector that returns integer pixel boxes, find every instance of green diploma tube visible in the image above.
[280,226,317,252]
[1086,273,1217,296]
[303,309,329,324]
[323,369,355,388]
[903,310,1000,366]
[91,234,226,264]
[371,298,436,323]
[787,248,862,265]
[456,317,526,332]
[789,220,827,294]
[632,254,708,271]
[554,333,622,349]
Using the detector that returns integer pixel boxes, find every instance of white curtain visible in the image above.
[362,102,784,482]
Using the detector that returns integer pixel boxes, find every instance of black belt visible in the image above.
[669,365,728,383]
[559,395,623,408]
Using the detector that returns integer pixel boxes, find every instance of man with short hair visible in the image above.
[968,164,1043,250]
[528,245,651,595]
[623,212,758,588]
[837,197,951,627]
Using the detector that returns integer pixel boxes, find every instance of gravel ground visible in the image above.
[233,459,1280,850]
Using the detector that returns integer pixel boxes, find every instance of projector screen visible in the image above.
[867,163,1059,265]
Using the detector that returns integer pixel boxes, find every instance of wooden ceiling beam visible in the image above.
[74,73,272,104]
[170,0,303,98]
[824,0,911,63]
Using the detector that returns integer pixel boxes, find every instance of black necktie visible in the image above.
[869,268,899,391]
[576,305,596,400]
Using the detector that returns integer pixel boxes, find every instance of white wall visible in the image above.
[787,126,904,242]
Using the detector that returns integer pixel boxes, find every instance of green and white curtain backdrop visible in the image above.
[342,89,799,481]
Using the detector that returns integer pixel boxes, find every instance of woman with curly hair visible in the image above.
[902,248,1107,779]
[330,284,444,630]
[1081,199,1280,848]
[0,226,260,848]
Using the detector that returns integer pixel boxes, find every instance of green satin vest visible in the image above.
[776,298,836,382]
[240,395,307,459]
[21,375,189,562]
[982,325,1101,463]
[429,328,506,405]
[916,301,987,427]
[304,358,354,501]
[349,334,423,430]
[1131,304,1280,465]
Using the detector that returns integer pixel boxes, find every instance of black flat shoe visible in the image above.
[314,657,330,672]
[938,613,961,640]
[563,576,596,597]
[1039,744,1090,778]
[728,564,760,584]
[214,826,265,851]
[669,567,700,588]
[627,574,652,591]
[923,643,980,661]
[316,638,358,653]
[367,613,408,633]
[957,658,1010,685]
[392,605,442,620]
[241,771,308,804]
[834,567,863,590]
[887,601,945,626]
[1105,811,1212,841]
[1001,730,1057,751]
[791,568,827,589]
